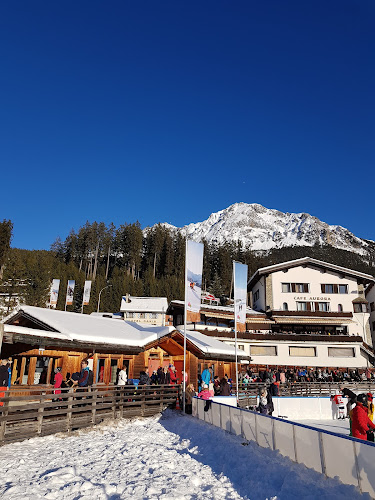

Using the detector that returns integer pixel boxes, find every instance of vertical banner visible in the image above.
[49,279,60,307]
[185,240,204,323]
[233,262,248,333]
[65,280,75,307]
[82,280,92,306]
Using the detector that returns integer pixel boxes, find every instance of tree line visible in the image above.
[1,219,375,318]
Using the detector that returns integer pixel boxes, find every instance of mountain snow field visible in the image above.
[146,202,373,255]
[0,410,369,500]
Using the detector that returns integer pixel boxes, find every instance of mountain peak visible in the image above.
[150,203,373,256]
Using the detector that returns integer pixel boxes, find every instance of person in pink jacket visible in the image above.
[198,384,211,400]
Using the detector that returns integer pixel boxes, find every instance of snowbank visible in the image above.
[0,411,368,499]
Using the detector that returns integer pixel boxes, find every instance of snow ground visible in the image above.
[0,411,369,500]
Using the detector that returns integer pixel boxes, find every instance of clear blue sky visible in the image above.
[1,1,374,250]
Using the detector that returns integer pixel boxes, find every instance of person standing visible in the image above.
[351,394,375,440]
[0,359,9,407]
[201,366,211,386]
[117,366,128,386]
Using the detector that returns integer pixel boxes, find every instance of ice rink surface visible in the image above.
[0,411,370,500]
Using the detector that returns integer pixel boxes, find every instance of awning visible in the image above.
[273,317,354,325]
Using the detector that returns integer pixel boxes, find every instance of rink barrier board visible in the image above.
[192,397,375,498]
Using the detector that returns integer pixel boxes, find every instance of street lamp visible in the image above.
[97,285,113,313]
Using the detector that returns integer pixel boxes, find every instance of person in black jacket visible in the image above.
[139,370,150,385]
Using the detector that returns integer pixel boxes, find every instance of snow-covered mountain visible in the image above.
[148,203,374,256]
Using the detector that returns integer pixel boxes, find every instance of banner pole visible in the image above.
[233,261,239,403]
[183,238,188,413]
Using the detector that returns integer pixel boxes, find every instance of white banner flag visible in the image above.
[185,240,204,322]
[234,262,248,331]
[66,280,75,306]
[49,279,60,307]
[83,280,92,306]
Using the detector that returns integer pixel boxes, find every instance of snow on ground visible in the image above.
[294,419,350,436]
[0,411,369,500]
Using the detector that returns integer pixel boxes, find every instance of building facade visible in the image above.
[120,295,169,326]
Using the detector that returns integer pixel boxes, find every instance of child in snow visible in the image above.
[331,393,346,419]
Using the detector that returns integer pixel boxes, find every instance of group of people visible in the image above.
[239,367,375,385]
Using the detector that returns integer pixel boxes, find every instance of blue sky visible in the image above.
[1,1,374,249]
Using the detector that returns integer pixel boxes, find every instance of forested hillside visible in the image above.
[1,220,374,318]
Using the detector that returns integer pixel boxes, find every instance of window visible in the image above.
[328,347,355,358]
[282,283,309,293]
[127,312,134,319]
[139,313,145,319]
[238,345,245,351]
[289,346,316,357]
[253,290,259,302]
[317,302,330,312]
[321,284,348,294]
[250,345,277,356]
[296,301,310,311]
[354,303,367,313]
[283,302,288,311]
[338,304,343,312]
[339,284,348,294]
[150,313,158,319]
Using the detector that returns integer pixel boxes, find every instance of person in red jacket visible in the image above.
[351,394,375,440]
[168,364,178,385]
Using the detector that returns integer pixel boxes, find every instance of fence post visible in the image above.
[67,388,73,433]
[352,440,362,493]
[292,423,298,463]
[37,393,45,435]
[318,432,326,476]
[141,388,146,417]
[119,387,124,419]
[159,386,164,412]
[0,392,10,443]
[91,387,97,424]
[112,386,116,419]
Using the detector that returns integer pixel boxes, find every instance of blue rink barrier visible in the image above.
[192,397,375,498]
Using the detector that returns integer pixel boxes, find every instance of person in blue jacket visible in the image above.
[201,367,212,387]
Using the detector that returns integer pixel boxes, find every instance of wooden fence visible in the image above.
[0,384,180,445]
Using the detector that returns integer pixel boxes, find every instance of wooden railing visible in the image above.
[0,384,180,445]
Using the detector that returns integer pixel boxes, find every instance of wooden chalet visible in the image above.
[1,306,247,390]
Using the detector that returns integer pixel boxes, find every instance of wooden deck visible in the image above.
[0,384,180,445]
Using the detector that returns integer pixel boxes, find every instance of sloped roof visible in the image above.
[120,296,168,313]
[248,257,375,288]
[3,306,241,359]
[4,306,173,347]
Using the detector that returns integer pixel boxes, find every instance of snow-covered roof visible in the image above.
[177,327,248,358]
[3,306,241,359]
[248,257,375,287]
[4,306,174,347]
[120,296,168,313]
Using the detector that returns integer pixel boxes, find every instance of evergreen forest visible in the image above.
[1,220,375,319]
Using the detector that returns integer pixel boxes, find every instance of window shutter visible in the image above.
[321,284,325,293]
[291,283,296,292]
[304,284,309,293]
[306,302,312,311]
[333,284,338,294]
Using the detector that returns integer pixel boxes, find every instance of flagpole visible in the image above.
[183,238,188,413]
[233,261,239,403]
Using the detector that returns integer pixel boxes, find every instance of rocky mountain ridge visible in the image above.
[148,203,375,257]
